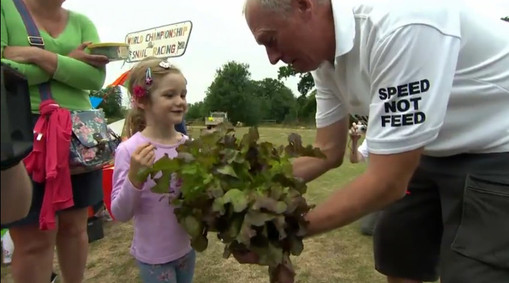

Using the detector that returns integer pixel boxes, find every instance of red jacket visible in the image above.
[24,100,74,230]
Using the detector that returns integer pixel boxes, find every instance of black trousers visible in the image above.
[374,152,509,283]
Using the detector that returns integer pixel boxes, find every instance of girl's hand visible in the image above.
[128,143,156,189]
[68,42,109,67]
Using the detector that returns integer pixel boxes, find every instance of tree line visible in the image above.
[186,61,317,126]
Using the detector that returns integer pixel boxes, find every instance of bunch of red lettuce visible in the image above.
[138,126,324,281]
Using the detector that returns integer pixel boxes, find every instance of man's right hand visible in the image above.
[68,42,109,67]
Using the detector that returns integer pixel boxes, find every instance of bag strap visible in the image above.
[12,0,53,101]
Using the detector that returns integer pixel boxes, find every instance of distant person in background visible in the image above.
[112,57,195,283]
[348,122,381,236]
[1,0,109,282]
[348,122,368,164]
[175,120,188,135]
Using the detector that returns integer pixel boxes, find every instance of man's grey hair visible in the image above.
[243,0,328,14]
[246,0,293,13]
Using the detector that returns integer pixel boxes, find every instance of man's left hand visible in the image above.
[270,263,295,283]
[233,251,295,283]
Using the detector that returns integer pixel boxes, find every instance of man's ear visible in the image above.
[292,0,314,22]
[293,0,313,13]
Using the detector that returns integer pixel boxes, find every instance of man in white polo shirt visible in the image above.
[241,0,509,282]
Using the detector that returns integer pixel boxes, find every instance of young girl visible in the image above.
[111,57,195,283]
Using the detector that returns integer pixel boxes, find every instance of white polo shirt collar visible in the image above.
[331,0,356,59]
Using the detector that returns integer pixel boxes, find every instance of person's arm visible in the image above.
[50,13,106,90]
[1,11,105,90]
[306,148,422,235]
[349,138,363,163]
[350,138,368,164]
[292,118,348,182]
[292,66,349,182]
[0,6,50,86]
[110,145,141,222]
[304,24,461,236]
[1,162,32,224]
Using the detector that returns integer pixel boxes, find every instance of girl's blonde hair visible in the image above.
[122,57,184,138]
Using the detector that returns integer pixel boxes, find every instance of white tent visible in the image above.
[108,118,125,136]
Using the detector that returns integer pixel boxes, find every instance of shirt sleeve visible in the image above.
[110,144,141,222]
[52,13,106,91]
[312,65,348,128]
[357,139,369,160]
[366,24,460,154]
[0,6,50,86]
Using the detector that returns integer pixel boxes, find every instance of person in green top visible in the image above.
[0,0,109,282]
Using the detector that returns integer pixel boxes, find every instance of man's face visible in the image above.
[244,0,324,72]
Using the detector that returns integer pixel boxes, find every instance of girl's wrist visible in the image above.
[128,172,143,190]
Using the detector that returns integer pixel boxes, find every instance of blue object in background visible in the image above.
[175,120,187,135]
[89,96,103,109]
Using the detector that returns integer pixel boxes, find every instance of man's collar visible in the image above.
[331,0,356,58]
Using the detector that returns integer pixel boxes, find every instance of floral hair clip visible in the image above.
[159,58,173,69]
[145,67,153,86]
[133,85,146,99]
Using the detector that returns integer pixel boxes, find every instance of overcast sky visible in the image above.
[63,0,509,104]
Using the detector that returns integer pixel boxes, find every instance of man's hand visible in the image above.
[2,46,39,63]
[270,263,295,283]
[68,42,109,67]
[292,118,348,182]
[233,251,295,283]
[128,143,156,189]
[232,250,259,264]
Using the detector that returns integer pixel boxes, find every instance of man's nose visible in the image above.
[266,47,282,65]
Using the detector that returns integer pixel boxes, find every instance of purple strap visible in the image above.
[12,0,52,101]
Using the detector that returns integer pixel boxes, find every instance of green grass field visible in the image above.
[2,127,387,283]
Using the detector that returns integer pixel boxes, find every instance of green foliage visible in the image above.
[278,65,315,97]
[250,78,297,123]
[203,61,309,126]
[277,65,318,124]
[295,91,317,124]
[204,61,261,125]
[138,126,325,281]
[186,101,206,121]
[278,64,386,126]
[90,86,124,119]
